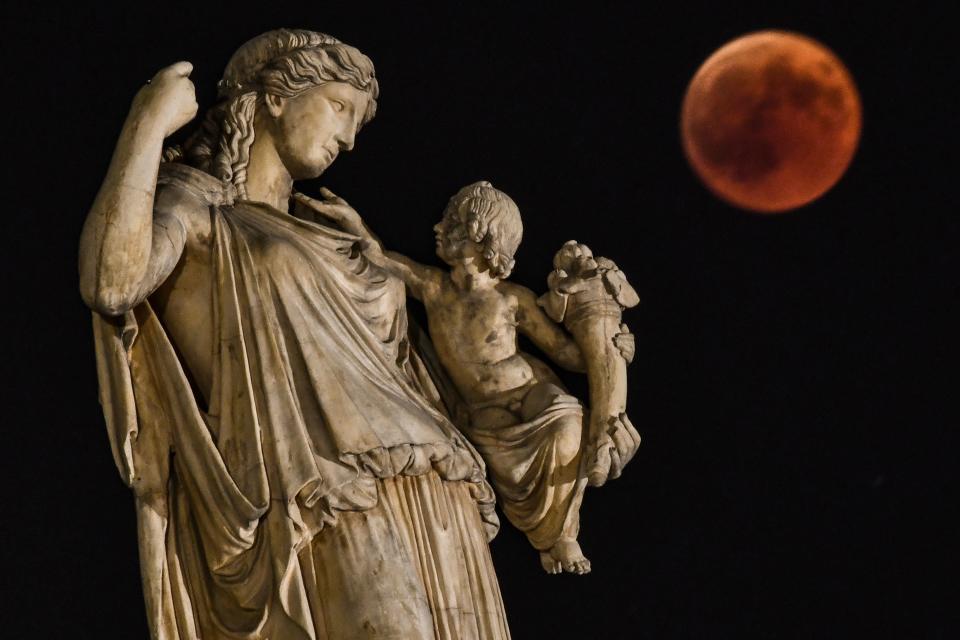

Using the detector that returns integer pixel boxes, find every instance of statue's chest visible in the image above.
[428,288,518,355]
[252,231,406,343]
[250,230,322,276]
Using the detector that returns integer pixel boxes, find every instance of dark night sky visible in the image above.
[2,2,956,638]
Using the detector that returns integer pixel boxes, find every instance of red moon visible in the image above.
[681,31,861,213]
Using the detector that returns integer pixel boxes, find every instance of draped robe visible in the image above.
[91,164,510,639]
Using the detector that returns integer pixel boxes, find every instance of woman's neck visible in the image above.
[243,130,294,212]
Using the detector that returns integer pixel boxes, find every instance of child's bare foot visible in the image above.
[540,551,562,574]
[544,538,591,575]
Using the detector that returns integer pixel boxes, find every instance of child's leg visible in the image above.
[519,384,591,575]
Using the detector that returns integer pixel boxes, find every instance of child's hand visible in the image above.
[613,324,635,363]
[586,412,640,486]
[293,188,363,233]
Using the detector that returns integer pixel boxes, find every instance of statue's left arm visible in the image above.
[507,282,586,373]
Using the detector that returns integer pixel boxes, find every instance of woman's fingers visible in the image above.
[167,61,194,78]
[293,192,341,219]
[294,192,332,210]
[295,190,345,206]
[292,192,317,206]
[319,187,347,204]
[152,61,194,83]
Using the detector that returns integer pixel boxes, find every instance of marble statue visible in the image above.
[79,28,639,639]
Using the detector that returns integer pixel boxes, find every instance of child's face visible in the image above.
[433,206,473,266]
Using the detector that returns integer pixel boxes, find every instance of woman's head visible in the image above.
[179,29,379,197]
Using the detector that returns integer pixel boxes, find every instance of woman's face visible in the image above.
[270,81,370,180]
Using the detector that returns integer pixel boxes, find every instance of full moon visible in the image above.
[681,30,861,213]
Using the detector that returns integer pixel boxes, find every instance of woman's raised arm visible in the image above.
[78,62,198,316]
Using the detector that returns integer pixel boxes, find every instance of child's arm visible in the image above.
[374,250,442,301]
[503,282,586,373]
[293,190,441,300]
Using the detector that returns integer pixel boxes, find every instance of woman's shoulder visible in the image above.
[154,163,225,242]
[157,162,237,208]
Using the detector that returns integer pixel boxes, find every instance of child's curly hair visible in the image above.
[444,181,523,278]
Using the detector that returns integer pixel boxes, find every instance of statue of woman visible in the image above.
[79,29,510,640]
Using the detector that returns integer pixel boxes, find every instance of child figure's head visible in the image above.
[434,181,523,279]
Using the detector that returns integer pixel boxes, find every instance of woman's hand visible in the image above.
[293,188,364,235]
[131,61,199,139]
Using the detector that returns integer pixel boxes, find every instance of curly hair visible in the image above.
[443,181,523,279]
[166,29,379,199]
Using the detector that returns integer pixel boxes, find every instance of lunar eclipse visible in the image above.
[681,30,862,213]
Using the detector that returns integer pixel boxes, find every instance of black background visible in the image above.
[2,2,956,638]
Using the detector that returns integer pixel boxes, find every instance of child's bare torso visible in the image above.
[424,276,538,404]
